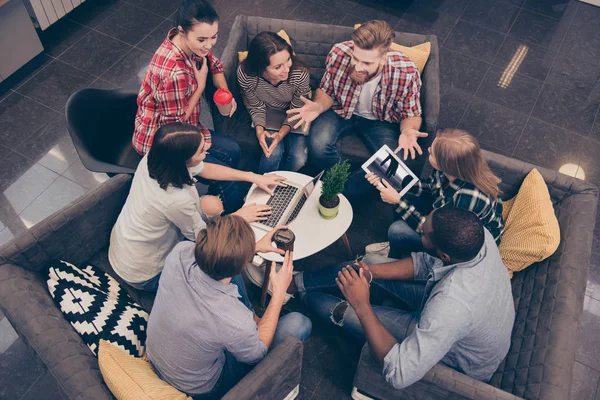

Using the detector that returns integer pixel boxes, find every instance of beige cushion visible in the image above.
[499,169,561,278]
[353,24,431,73]
[98,340,191,400]
[238,29,293,63]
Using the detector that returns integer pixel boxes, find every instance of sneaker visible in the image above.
[245,257,294,304]
[365,241,390,257]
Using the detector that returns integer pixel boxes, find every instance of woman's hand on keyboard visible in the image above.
[233,203,272,223]
[255,225,287,255]
[253,173,287,195]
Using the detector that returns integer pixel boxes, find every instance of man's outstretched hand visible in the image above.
[286,96,322,129]
[395,129,429,160]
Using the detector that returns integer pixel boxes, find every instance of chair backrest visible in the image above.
[65,84,142,174]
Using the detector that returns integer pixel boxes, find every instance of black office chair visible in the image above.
[65,84,142,175]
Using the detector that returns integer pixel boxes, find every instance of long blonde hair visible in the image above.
[432,129,501,200]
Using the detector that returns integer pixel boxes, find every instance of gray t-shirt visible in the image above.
[146,241,267,395]
[383,229,515,388]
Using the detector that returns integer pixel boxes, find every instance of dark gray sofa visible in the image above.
[213,15,440,172]
[0,174,304,400]
[352,150,598,400]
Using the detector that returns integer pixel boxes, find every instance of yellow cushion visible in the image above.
[353,24,431,73]
[238,29,293,63]
[98,340,191,400]
[498,169,560,278]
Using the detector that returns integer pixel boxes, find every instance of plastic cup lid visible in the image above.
[213,88,233,105]
[274,229,295,244]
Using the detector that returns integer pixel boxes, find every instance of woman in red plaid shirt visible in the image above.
[134,0,248,212]
[288,20,429,201]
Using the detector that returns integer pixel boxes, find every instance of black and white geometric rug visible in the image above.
[47,260,148,357]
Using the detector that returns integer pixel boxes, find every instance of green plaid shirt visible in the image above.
[395,169,504,244]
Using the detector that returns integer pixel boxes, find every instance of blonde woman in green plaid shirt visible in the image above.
[366,129,504,258]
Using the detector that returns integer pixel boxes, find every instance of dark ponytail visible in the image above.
[174,0,219,32]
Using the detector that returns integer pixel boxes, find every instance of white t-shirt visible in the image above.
[108,155,206,283]
[353,73,383,120]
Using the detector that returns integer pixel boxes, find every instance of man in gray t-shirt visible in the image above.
[146,216,311,398]
[295,207,515,389]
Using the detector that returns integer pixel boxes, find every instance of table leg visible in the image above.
[341,233,353,259]
[260,260,272,309]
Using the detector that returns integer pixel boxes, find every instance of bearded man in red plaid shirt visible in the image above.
[288,20,428,200]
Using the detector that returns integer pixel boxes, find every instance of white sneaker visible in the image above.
[245,256,294,304]
[365,241,390,257]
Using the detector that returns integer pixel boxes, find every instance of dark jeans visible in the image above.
[296,255,424,341]
[388,219,423,259]
[125,272,161,292]
[259,134,308,174]
[196,130,250,214]
[193,275,312,400]
[296,255,426,311]
[388,192,432,258]
[308,110,421,201]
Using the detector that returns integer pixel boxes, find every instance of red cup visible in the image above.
[213,88,233,116]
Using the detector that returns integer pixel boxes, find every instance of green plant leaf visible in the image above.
[320,160,351,202]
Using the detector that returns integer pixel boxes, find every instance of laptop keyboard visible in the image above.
[286,193,307,224]
[263,185,299,227]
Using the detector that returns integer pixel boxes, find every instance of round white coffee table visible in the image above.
[245,171,354,262]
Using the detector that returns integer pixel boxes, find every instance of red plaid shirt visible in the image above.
[133,28,224,155]
[320,41,422,122]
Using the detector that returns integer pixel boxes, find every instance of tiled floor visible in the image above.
[1,0,600,398]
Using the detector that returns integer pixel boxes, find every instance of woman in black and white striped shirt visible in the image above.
[237,32,311,173]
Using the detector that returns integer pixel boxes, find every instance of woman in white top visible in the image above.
[109,122,285,291]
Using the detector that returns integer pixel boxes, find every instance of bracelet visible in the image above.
[365,269,373,284]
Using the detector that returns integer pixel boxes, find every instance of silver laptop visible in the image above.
[265,107,311,136]
[251,171,324,232]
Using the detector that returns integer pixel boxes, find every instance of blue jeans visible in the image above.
[196,130,250,214]
[388,219,423,259]
[196,275,312,399]
[302,291,419,342]
[126,273,162,292]
[308,110,419,201]
[298,256,423,342]
[259,134,308,173]
[296,255,426,311]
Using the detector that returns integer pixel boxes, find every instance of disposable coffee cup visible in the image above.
[213,88,233,116]
[273,229,295,252]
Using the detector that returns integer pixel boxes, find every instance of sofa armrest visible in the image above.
[0,264,113,400]
[354,345,523,400]
[0,174,131,274]
[482,150,598,201]
[222,336,303,400]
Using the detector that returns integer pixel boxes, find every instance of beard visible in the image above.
[349,65,380,84]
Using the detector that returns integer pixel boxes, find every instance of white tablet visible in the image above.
[361,145,419,198]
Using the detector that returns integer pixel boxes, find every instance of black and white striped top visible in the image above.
[236,65,310,128]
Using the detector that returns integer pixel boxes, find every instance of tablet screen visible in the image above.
[361,145,419,197]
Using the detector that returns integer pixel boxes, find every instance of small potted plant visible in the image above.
[319,160,351,219]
